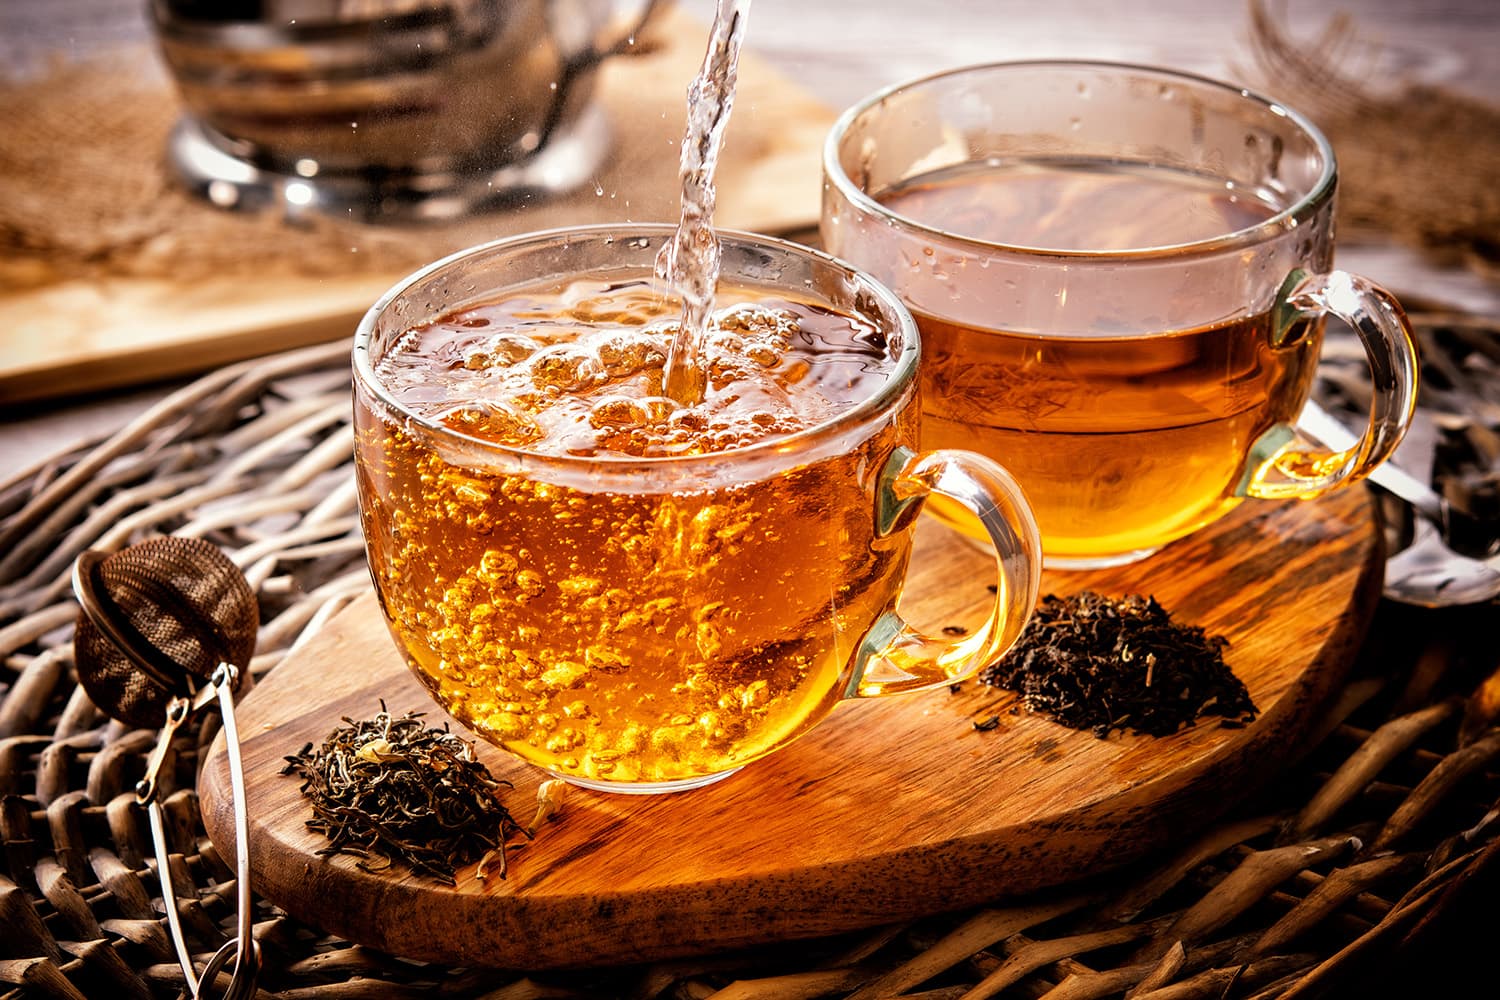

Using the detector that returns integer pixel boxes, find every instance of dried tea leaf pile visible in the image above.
[980,591,1257,738]
[281,707,522,884]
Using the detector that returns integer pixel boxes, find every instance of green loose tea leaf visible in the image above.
[281,704,523,884]
[979,591,1256,738]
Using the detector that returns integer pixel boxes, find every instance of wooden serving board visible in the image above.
[200,489,1382,970]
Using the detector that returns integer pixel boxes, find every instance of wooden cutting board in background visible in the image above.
[0,5,835,406]
[200,489,1382,970]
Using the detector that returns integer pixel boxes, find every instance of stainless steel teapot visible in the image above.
[151,0,658,220]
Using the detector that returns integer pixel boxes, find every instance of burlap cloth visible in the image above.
[1245,0,1500,284]
[0,3,827,295]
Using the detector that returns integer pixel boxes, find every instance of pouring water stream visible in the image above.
[659,0,753,406]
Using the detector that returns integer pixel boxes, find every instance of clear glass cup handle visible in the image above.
[1242,270,1420,500]
[849,447,1042,699]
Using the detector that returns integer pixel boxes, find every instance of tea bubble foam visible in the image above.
[378,279,891,459]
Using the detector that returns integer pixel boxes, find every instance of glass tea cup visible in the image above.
[351,224,1042,793]
[821,60,1419,568]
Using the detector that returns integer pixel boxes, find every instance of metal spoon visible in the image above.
[1298,400,1500,607]
[72,536,261,1000]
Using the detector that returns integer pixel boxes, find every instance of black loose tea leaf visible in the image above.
[281,704,523,884]
[978,591,1257,738]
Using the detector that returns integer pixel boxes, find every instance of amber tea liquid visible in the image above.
[878,162,1322,562]
[354,281,915,786]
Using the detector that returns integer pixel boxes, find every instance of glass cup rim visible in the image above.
[352,222,921,477]
[821,58,1339,262]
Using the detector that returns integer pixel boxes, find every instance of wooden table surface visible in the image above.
[1,0,1497,471]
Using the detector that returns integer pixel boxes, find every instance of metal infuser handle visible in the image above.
[136,666,259,1000]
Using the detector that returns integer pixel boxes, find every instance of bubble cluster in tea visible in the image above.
[354,280,914,785]
[372,282,876,459]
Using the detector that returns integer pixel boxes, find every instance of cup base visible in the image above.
[1043,548,1161,571]
[949,523,1159,570]
[552,766,744,795]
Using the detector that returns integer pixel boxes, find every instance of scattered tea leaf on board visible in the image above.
[280,704,523,884]
[978,591,1257,738]
[528,778,570,836]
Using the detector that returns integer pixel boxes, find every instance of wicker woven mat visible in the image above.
[1,307,1497,999]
